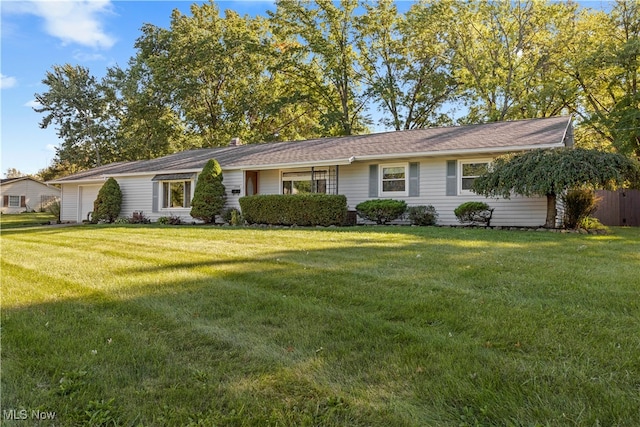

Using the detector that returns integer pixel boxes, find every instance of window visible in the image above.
[282,171,327,195]
[380,163,407,196]
[162,181,191,208]
[8,195,21,207]
[459,160,490,194]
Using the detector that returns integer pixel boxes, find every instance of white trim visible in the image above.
[8,195,21,207]
[379,162,408,197]
[458,158,492,195]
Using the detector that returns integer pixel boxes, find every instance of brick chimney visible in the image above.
[229,137,242,146]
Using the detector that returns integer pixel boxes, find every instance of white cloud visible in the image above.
[24,99,42,108]
[0,74,18,89]
[24,0,116,49]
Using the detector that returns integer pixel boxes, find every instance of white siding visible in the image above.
[337,158,548,227]
[118,177,154,219]
[221,170,244,210]
[0,180,60,214]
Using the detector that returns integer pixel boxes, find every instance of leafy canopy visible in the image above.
[472,148,640,199]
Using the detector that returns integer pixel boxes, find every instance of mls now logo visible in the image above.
[3,409,28,420]
[3,409,56,420]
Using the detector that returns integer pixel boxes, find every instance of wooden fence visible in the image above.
[593,189,640,226]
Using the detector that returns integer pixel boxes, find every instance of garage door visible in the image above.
[79,185,101,222]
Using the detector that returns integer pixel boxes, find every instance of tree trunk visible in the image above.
[545,193,557,228]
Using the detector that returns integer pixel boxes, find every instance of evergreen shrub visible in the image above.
[190,159,226,223]
[406,205,439,226]
[454,201,494,226]
[239,194,347,226]
[355,199,407,224]
[92,177,122,223]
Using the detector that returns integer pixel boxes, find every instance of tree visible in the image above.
[5,168,26,179]
[447,1,577,123]
[92,177,122,223]
[472,148,640,228]
[357,0,457,130]
[269,0,370,135]
[34,64,117,169]
[190,159,226,223]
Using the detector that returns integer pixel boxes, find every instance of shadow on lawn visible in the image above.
[2,226,639,426]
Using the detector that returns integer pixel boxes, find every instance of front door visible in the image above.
[245,171,258,196]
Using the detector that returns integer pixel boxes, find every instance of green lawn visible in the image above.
[2,225,639,426]
[0,212,57,229]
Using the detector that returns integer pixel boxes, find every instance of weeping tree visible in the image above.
[190,159,226,223]
[472,148,640,228]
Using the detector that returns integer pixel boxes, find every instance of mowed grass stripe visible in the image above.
[1,225,639,426]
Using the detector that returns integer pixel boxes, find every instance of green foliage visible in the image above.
[454,201,494,226]
[406,205,439,226]
[92,178,122,223]
[473,148,640,200]
[157,214,183,225]
[240,194,347,226]
[562,188,599,229]
[579,216,608,231]
[190,159,226,224]
[355,199,407,224]
[473,148,640,227]
[47,200,61,222]
[222,208,244,226]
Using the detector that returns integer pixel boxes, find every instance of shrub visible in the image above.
[239,194,347,226]
[562,188,599,229]
[221,208,244,226]
[47,200,61,223]
[158,214,183,225]
[406,205,438,226]
[579,216,608,231]
[190,159,226,224]
[128,211,150,224]
[92,178,122,223]
[355,199,407,225]
[454,201,494,226]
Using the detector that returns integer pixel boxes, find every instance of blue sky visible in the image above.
[1,0,278,177]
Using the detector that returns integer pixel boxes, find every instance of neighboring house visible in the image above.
[49,116,573,226]
[0,177,61,214]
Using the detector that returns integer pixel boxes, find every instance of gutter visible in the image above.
[348,143,567,162]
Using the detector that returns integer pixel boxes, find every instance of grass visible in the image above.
[1,224,639,426]
[0,212,57,229]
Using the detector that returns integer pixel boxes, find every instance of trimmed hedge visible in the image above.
[454,201,494,226]
[239,194,347,226]
[355,199,407,224]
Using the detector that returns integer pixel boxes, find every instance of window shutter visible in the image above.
[369,164,379,197]
[446,160,457,196]
[20,196,26,207]
[2,196,7,207]
[408,162,419,197]
[152,182,159,213]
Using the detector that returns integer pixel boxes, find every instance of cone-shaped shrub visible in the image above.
[92,177,122,223]
[190,159,226,223]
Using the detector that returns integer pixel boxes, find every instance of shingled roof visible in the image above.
[50,116,572,183]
